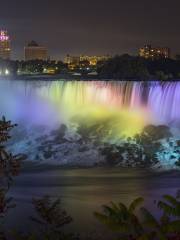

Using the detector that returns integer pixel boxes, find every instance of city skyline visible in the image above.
[0,29,176,62]
[1,0,180,60]
[0,30,176,61]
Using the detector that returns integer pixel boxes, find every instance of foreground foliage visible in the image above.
[13,196,77,240]
[0,117,23,187]
[95,192,180,240]
[0,117,77,240]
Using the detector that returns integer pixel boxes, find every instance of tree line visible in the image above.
[1,55,180,80]
[97,55,180,80]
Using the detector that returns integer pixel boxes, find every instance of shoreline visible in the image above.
[1,74,180,81]
[20,161,180,176]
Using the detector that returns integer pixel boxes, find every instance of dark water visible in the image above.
[6,167,180,238]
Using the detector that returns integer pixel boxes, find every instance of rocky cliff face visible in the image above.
[7,123,180,170]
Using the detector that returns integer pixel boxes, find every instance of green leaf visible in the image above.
[158,201,180,217]
[163,195,179,207]
[94,212,129,232]
[129,197,144,213]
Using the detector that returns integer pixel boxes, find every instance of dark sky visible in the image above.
[1,0,180,60]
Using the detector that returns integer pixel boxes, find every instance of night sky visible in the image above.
[1,0,180,60]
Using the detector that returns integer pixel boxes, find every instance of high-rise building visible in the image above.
[139,45,170,59]
[0,30,11,60]
[24,41,48,61]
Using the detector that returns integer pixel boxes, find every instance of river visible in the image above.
[6,167,180,239]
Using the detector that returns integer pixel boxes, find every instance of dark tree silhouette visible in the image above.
[0,116,23,189]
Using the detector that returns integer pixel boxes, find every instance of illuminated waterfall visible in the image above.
[148,82,180,123]
[0,80,180,137]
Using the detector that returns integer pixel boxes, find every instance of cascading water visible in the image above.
[148,82,180,124]
[0,80,180,169]
[1,80,180,125]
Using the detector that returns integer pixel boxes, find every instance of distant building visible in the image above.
[64,55,80,66]
[139,45,170,59]
[79,55,111,65]
[24,41,48,61]
[64,54,111,69]
[0,30,11,60]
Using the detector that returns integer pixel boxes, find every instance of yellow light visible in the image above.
[39,82,147,140]
[72,106,145,140]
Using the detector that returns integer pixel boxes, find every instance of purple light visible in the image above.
[0,30,9,41]
[0,36,9,41]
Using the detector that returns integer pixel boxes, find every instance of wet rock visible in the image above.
[175,160,180,167]
[143,125,172,140]
[176,140,180,147]
[43,151,53,159]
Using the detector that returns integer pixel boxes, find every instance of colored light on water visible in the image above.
[71,106,147,139]
[0,80,180,139]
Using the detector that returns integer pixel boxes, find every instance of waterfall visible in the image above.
[148,82,180,124]
[0,80,180,129]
